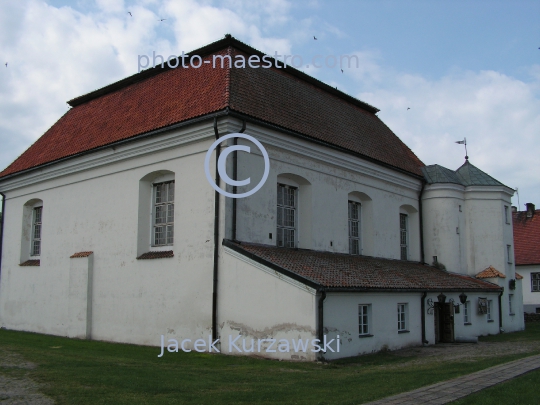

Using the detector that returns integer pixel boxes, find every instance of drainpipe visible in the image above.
[418,179,426,264]
[232,120,246,241]
[421,292,428,344]
[212,117,222,342]
[318,289,326,359]
[0,192,5,281]
[498,290,504,332]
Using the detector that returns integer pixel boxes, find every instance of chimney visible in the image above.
[511,206,517,213]
[526,203,535,218]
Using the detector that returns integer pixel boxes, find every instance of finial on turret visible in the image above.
[455,138,468,161]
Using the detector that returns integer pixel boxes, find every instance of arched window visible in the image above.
[348,191,373,256]
[399,204,419,261]
[137,170,175,257]
[20,199,43,265]
[276,174,312,249]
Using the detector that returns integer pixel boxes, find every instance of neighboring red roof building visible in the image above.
[513,204,540,266]
[0,36,424,180]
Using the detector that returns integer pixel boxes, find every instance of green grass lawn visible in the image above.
[1,323,539,405]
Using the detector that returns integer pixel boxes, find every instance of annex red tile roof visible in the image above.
[513,210,540,265]
[515,272,523,280]
[476,266,506,279]
[0,37,424,180]
[225,240,501,292]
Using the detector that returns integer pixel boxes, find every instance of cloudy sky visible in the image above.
[0,0,539,210]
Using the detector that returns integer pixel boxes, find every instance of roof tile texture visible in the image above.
[233,242,501,291]
[0,43,424,179]
[70,251,94,258]
[513,210,540,265]
[476,266,506,279]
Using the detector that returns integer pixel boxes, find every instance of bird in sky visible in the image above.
[341,69,343,73]
[128,11,132,17]
[4,63,7,67]
[159,18,166,21]
[314,36,317,40]
[407,107,410,110]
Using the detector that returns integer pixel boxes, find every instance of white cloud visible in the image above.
[353,54,540,207]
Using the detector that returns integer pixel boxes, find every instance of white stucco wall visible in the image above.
[219,247,318,361]
[0,122,219,347]
[233,125,423,261]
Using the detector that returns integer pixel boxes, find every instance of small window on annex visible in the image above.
[358,304,371,336]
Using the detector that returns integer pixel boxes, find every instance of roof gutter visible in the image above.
[498,289,504,333]
[212,116,223,342]
[0,192,5,282]
[318,289,326,360]
[421,292,428,344]
[418,179,426,264]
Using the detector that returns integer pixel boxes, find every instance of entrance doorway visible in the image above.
[434,303,455,343]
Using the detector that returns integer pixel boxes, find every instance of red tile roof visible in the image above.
[70,251,93,258]
[225,240,502,292]
[513,210,540,265]
[515,272,523,280]
[476,266,506,279]
[136,251,174,260]
[0,37,424,180]
[19,260,40,266]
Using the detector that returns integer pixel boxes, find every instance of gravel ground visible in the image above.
[0,349,54,405]
[381,340,540,368]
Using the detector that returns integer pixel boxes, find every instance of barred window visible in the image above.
[532,273,540,292]
[153,181,174,246]
[348,201,361,255]
[277,184,296,248]
[487,300,493,321]
[358,304,370,335]
[400,213,408,260]
[397,303,407,331]
[31,207,42,256]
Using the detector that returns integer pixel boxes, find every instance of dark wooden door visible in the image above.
[441,303,455,343]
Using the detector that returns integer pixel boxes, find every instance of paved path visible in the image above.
[363,354,540,405]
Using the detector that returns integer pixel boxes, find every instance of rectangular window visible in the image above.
[463,301,470,324]
[507,245,512,264]
[358,304,370,336]
[487,300,493,321]
[397,303,408,331]
[504,205,510,224]
[153,181,174,246]
[31,207,42,256]
[277,184,297,248]
[348,201,361,255]
[400,213,408,260]
[509,294,514,315]
[532,273,540,292]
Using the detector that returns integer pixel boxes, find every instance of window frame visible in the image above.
[531,273,540,292]
[507,245,512,264]
[400,213,408,260]
[276,183,297,248]
[487,300,493,322]
[463,301,471,324]
[348,200,361,255]
[504,205,510,224]
[31,206,43,257]
[397,303,408,332]
[358,304,371,336]
[152,180,175,247]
